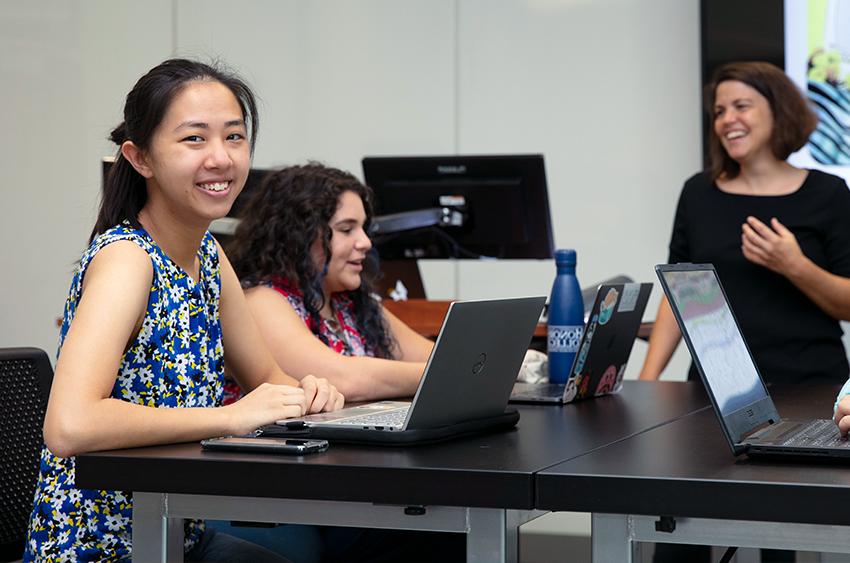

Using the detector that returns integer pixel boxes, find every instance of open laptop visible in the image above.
[262,296,546,445]
[656,263,850,458]
[510,283,652,404]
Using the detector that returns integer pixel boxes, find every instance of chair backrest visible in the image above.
[0,348,53,562]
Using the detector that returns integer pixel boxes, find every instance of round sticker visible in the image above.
[598,288,619,325]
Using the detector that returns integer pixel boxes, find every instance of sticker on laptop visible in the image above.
[573,314,598,375]
[616,283,641,313]
[595,364,619,395]
[613,363,627,394]
[573,340,592,376]
[598,288,619,325]
[564,377,577,402]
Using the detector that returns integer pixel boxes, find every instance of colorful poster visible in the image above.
[785,0,850,182]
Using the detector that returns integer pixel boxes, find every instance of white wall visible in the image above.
[174,0,459,173]
[1,0,700,377]
[451,0,701,380]
[1,0,173,357]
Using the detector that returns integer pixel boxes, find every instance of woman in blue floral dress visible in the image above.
[24,59,344,562]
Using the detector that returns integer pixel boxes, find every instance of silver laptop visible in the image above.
[657,263,850,458]
[267,296,546,444]
[510,283,652,404]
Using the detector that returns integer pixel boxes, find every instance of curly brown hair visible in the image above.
[706,61,818,182]
[228,163,396,358]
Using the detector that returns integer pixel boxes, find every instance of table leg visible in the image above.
[592,513,642,563]
[466,508,530,563]
[132,492,183,563]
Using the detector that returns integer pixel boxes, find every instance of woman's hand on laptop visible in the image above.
[301,374,346,413]
[833,395,850,437]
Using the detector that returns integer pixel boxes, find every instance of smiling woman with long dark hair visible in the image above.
[25,59,342,563]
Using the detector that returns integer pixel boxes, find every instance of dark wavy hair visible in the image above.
[228,163,396,359]
[706,61,818,182]
[91,58,259,242]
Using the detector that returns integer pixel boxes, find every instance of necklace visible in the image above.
[323,309,353,353]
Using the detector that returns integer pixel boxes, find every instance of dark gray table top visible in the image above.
[75,381,708,510]
[536,384,850,525]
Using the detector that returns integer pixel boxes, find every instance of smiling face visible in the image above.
[312,190,373,296]
[133,80,250,227]
[713,80,776,166]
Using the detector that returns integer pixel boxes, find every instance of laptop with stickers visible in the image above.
[656,263,850,458]
[263,296,546,445]
[510,283,652,405]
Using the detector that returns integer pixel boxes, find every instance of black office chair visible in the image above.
[0,348,53,562]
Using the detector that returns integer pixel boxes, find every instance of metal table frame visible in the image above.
[592,513,850,561]
[132,491,545,563]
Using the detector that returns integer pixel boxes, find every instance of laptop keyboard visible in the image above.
[332,407,409,428]
[778,419,850,448]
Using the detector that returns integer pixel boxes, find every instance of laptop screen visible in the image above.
[659,267,769,416]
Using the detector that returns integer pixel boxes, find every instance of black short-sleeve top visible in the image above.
[668,169,850,384]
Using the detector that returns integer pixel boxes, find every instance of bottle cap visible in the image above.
[555,248,576,266]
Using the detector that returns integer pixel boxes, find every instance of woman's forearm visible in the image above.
[785,257,850,321]
[638,297,683,380]
[44,398,232,458]
[321,356,424,402]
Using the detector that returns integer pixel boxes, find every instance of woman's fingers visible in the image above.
[280,386,307,415]
[309,380,331,413]
[300,375,342,413]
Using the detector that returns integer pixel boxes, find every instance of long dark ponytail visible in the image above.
[90,58,259,242]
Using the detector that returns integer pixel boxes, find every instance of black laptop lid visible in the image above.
[564,283,652,402]
[406,296,546,429]
[655,264,780,446]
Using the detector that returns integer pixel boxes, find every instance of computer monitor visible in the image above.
[362,154,554,260]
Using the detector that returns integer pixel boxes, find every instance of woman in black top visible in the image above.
[640,58,850,563]
[640,61,850,386]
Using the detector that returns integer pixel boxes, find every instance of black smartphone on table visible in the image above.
[201,436,329,455]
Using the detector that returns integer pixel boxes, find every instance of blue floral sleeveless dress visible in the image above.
[24,224,225,562]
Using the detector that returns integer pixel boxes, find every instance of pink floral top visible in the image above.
[221,278,376,404]
[271,278,373,357]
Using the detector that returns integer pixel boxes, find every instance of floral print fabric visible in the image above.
[270,279,374,358]
[25,224,224,561]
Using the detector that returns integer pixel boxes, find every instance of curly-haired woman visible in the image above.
[227,163,433,402]
[221,163,465,563]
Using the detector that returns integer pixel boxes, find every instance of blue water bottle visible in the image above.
[547,249,584,384]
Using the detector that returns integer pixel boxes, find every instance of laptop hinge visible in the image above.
[740,417,778,442]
